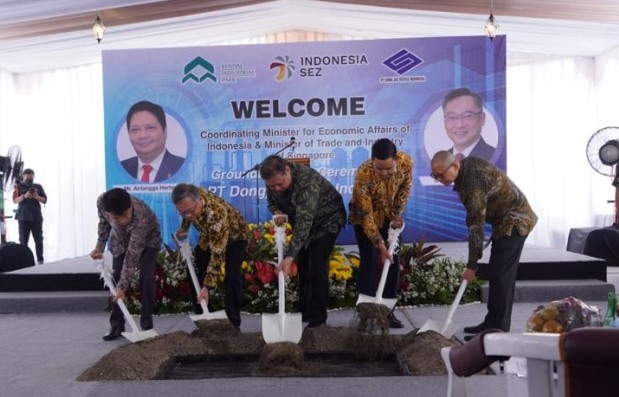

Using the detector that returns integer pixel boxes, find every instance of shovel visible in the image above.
[94,258,158,343]
[261,215,303,344]
[417,279,468,338]
[174,236,228,322]
[356,222,404,310]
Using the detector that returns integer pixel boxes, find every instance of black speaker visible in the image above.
[0,242,35,272]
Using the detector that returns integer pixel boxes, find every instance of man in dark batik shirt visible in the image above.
[260,155,346,328]
[431,151,537,334]
[90,188,162,341]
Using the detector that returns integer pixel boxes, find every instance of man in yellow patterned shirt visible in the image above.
[172,183,248,329]
[349,138,413,328]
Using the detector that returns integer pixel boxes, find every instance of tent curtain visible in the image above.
[1,30,618,261]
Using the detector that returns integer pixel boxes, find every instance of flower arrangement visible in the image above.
[123,223,482,315]
[398,242,483,306]
[124,246,194,314]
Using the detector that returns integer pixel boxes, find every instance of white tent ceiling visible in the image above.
[1,0,619,74]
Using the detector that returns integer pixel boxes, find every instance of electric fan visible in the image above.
[586,127,619,176]
[0,145,24,242]
[0,145,23,191]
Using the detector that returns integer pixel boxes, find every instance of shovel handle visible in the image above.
[274,216,287,315]
[98,264,141,333]
[173,235,205,301]
[373,223,404,300]
[445,280,468,323]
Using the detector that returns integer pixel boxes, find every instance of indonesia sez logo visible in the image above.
[181,56,217,84]
[270,55,295,81]
[382,49,423,75]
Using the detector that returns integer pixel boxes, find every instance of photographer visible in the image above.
[12,169,47,264]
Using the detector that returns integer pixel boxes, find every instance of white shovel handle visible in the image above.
[98,264,140,333]
[274,214,288,316]
[174,235,206,305]
[444,280,468,324]
[374,222,404,299]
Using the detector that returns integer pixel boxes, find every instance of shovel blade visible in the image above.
[441,322,460,339]
[190,309,228,322]
[356,294,398,310]
[261,312,303,344]
[417,318,443,334]
[121,329,158,343]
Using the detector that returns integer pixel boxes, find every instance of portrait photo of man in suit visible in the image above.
[120,100,185,183]
[442,88,496,161]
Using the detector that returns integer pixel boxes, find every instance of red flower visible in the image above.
[255,260,277,285]
[248,284,259,293]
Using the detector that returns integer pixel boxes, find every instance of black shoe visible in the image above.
[102,327,125,341]
[388,312,404,329]
[463,322,488,334]
[141,319,153,331]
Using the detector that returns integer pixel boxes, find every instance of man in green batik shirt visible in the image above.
[430,151,537,335]
[260,155,346,328]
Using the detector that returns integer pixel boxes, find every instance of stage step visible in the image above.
[0,291,109,313]
[480,279,615,303]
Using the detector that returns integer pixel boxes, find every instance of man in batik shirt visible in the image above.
[172,183,247,328]
[259,155,346,328]
[430,151,537,335]
[349,138,413,328]
[90,188,162,341]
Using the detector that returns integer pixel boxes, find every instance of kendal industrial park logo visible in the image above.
[270,55,295,81]
[382,49,423,75]
[181,56,217,83]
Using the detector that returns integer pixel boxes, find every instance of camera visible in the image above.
[29,188,36,193]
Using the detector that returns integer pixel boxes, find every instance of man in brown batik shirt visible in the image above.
[431,151,537,334]
[90,188,162,341]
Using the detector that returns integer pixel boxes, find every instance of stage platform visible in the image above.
[0,242,613,312]
[437,242,608,282]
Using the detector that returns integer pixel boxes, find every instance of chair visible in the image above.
[560,327,619,396]
[441,328,619,397]
[583,226,619,266]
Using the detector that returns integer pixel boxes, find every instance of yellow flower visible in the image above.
[263,234,274,244]
[348,256,360,268]
[241,260,249,271]
[329,260,340,270]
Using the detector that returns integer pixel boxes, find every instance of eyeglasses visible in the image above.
[177,200,199,217]
[430,161,455,181]
[444,111,482,123]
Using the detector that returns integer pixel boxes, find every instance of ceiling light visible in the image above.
[92,15,106,44]
[484,13,500,41]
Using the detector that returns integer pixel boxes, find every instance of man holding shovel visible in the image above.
[260,155,346,328]
[172,183,247,329]
[349,138,413,328]
[430,151,537,335]
[90,188,161,341]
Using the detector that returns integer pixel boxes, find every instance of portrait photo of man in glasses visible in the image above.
[441,87,496,162]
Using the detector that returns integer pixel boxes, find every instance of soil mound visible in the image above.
[79,318,459,381]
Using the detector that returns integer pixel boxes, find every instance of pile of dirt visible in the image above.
[78,318,459,381]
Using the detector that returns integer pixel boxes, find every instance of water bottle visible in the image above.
[603,292,617,328]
